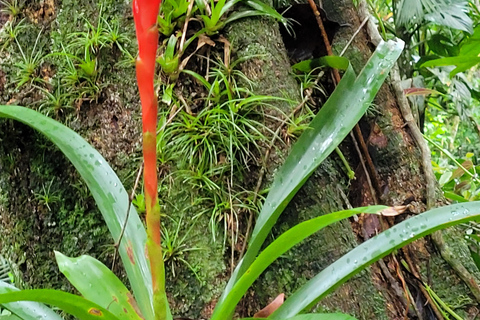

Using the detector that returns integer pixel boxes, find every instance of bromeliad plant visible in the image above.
[2,3,480,320]
[155,0,291,78]
[198,0,289,35]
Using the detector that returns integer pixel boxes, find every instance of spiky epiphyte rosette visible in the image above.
[133,0,170,319]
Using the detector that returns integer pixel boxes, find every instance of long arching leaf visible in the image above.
[210,206,387,319]
[55,252,144,320]
[219,39,404,305]
[0,289,119,320]
[0,281,63,320]
[270,202,480,318]
[0,106,154,320]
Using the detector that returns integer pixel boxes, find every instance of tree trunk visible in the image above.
[229,0,480,318]
[1,0,480,319]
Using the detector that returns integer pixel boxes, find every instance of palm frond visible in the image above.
[424,2,473,33]
[0,255,13,284]
[396,0,424,27]
[396,0,472,33]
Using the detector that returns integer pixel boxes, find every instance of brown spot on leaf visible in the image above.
[127,292,145,319]
[88,308,103,316]
[126,241,135,264]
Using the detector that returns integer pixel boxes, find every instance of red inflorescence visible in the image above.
[132,0,163,294]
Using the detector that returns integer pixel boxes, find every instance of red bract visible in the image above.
[133,0,170,319]
[133,0,161,135]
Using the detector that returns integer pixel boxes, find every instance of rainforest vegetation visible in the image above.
[1,0,480,319]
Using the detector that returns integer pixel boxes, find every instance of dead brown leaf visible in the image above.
[379,206,407,217]
[253,293,285,318]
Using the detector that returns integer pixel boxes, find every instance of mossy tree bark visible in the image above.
[1,0,480,319]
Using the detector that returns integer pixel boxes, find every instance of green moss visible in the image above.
[0,0,138,293]
[226,17,301,112]
[423,249,476,316]
[159,186,226,318]
[0,123,112,290]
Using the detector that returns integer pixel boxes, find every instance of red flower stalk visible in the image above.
[133,0,170,319]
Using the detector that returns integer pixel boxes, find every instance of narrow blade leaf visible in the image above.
[210,206,387,319]
[0,289,119,320]
[55,252,144,320]
[0,106,154,320]
[420,56,480,68]
[459,25,480,56]
[0,281,63,320]
[221,39,404,300]
[292,56,350,73]
[271,202,480,318]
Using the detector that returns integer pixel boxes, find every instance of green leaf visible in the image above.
[239,314,358,320]
[210,206,387,319]
[0,289,119,320]
[444,191,468,203]
[164,35,177,59]
[471,250,480,272]
[224,10,277,25]
[0,106,155,320]
[420,56,480,77]
[270,202,480,318]
[395,0,473,33]
[292,56,350,73]
[427,34,459,57]
[0,256,12,284]
[243,0,289,24]
[0,310,21,319]
[459,25,480,56]
[219,39,404,303]
[424,3,473,34]
[449,62,480,77]
[218,0,241,18]
[162,83,175,105]
[55,252,144,320]
[438,171,453,186]
[395,0,423,26]
[421,56,480,68]
[0,281,63,320]
[181,69,212,90]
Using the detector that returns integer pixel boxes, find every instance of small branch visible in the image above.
[357,0,383,47]
[349,130,378,203]
[179,0,195,53]
[402,247,444,320]
[339,17,369,57]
